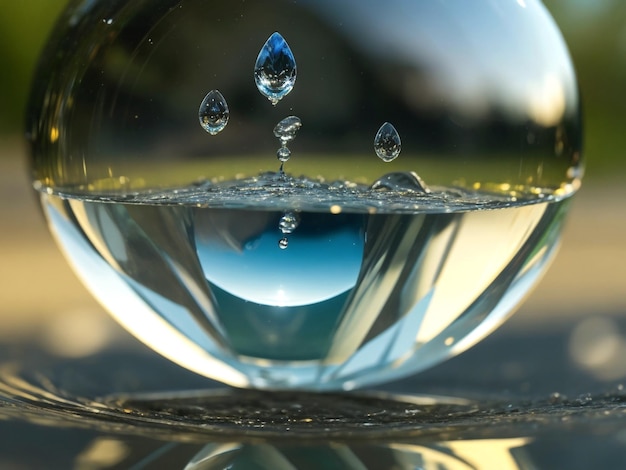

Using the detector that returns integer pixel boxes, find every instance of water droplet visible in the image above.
[370,171,429,193]
[198,90,229,135]
[277,146,291,162]
[374,122,401,162]
[278,237,289,249]
[254,32,297,105]
[274,116,302,143]
[274,116,301,168]
[279,212,299,234]
[549,392,566,404]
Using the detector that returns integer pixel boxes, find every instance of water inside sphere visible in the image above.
[374,122,402,162]
[198,89,229,135]
[254,32,297,105]
[28,0,583,391]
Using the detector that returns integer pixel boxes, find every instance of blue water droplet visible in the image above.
[254,32,297,105]
[198,89,229,135]
[374,122,401,162]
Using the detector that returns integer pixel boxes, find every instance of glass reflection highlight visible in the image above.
[183,438,533,470]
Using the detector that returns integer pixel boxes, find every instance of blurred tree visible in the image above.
[0,0,66,133]
[543,0,626,172]
[1,0,624,173]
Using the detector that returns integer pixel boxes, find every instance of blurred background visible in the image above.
[0,0,625,391]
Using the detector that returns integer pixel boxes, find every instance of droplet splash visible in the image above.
[198,90,229,135]
[370,171,430,193]
[273,116,302,173]
[274,115,302,143]
[374,122,402,162]
[254,32,297,105]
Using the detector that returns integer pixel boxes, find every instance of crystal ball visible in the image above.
[27,0,582,390]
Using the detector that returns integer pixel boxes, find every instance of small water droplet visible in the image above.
[254,32,297,105]
[198,90,229,135]
[279,212,299,234]
[374,122,401,162]
[549,392,566,404]
[370,171,429,193]
[278,237,289,249]
[277,147,291,162]
[274,116,301,168]
[274,116,302,143]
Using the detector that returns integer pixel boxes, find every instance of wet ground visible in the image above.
[1,140,626,469]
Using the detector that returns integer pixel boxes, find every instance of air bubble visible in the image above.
[254,32,297,105]
[279,212,299,234]
[374,122,401,162]
[198,90,229,135]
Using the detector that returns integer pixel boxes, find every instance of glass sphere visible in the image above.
[27,0,582,390]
